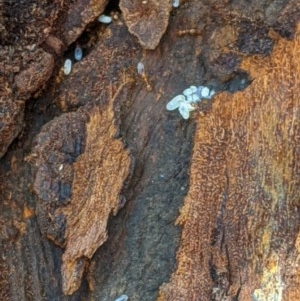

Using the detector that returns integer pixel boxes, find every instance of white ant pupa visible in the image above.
[166,95,185,110]
[137,62,145,75]
[98,14,112,24]
[74,46,83,61]
[166,84,216,119]
[197,86,215,99]
[183,86,197,97]
[114,294,128,301]
[178,102,195,119]
[186,93,200,103]
[173,0,180,8]
[63,59,72,75]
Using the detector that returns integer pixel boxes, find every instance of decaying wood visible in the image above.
[30,98,131,295]
[158,24,300,301]
[60,104,131,295]
[15,49,54,94]
[0,0,107,159]
[0,0,300,300]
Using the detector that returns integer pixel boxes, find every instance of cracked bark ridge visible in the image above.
[30,111,88,246]
[30,100,131,295]
[15,49,54,94]
[120,0,172,49]
[63,0,108,45]
[158,24,300,301]
[56,23,137,111]
[59,103,131,295]
[0,0,61,159]
[0,48,54,158]
[0,97,24,159]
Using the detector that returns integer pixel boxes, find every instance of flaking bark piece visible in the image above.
[30,111,88,246]
[30,98,131,295]
[59,103,131,295]
[158,25,300,301]
[120,0,172,49]
[14,49,54,94]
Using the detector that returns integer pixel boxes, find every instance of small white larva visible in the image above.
[166,94,185,110]
[183,86,197,96]
[137,62,145,75]
[74,46,83,61]
[179,103,192,119]
[114,294,128,301]
[63,59,72,75]
[98,14,112,24]
[186,93,200,103]
[200,86,210,98]
[178,101,195,119]
[173,0,180,8]
[196,86,216,99]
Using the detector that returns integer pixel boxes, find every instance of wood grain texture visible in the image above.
[15,49,54,94]
[1,1,299,300]
[59,103,131,295]
[158,24,300,301]
[29,96,131,295]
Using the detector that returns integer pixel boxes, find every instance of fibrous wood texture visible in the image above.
[158,25,300,301]
[60,104,131,295]
[1,0,300,300]
[31,101,131,295]
[14,50,54,94]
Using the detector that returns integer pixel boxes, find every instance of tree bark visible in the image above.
[0,1,299,301]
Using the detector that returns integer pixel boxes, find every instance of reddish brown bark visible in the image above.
[158,24,300,301]
[0,1,299,300]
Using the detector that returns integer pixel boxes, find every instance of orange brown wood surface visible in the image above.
[28,99,131,295]
[59,103,131,295]
[158,24,300,301]
[1,1,300,300]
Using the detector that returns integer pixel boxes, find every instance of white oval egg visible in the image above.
[166,95,185,110]
[200,87,210,98]
[183,88,193,96]
[179,103,190,119]
[74,46,83,61]
[189,86,197,93]
[98,14,112,24]
[190,93,200,103]
[114,294,128,301]
[173,0,180,8]
[137,62,144,74]
[63,59,72,75]
[183,86,197,96]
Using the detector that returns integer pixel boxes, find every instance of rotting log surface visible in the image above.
[30,100,131,295]
[158,24,300,301]
[0,0,300,301]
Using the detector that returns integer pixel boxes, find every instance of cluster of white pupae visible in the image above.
[63,46,83,75]
[166,86,215,119]
[63,14,112,76]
